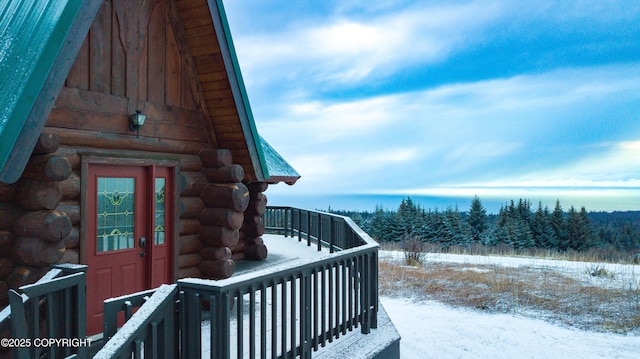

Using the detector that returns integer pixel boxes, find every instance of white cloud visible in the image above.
[233,1,503,86]
[261,64,640,196]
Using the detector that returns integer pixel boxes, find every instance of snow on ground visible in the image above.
[382,296,640,359]
[379,251,640,358]
[380,251,640,291]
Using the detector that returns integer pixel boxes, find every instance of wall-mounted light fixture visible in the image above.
[129,110,146,138]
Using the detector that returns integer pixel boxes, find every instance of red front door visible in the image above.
[85,164,173,335]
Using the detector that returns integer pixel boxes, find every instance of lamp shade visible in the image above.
[131,110,146,126]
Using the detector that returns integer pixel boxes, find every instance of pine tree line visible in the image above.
[332,196,640,252]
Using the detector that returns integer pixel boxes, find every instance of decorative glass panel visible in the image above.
[97,177,135,252]
[154,178,166,245]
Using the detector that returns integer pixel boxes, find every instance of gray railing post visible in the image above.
[301,273,312,359]
[329,216,335,253]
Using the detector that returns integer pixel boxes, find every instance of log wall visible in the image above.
[0,133,73,305]
[196,149,249,280]
[231,182,268,262]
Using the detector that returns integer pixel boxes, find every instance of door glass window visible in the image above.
[154,177,166,245]
[97,177,135,252]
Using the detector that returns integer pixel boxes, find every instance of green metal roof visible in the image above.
[259,136,300,185]
[0,0,85,181]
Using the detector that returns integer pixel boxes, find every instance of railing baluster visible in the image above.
[249,287,256,358]
[328,264,334,342]
[271,284,278,359]
[312,269,319,351]
[261,286,267,359]
[341,261,347,335]
[348,259,357,330]
[237,292,244,359]
[290,277,297,358]
[302,273,312,359]
[281,280,288,358]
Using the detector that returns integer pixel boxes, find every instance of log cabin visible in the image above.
[0,0,300,335]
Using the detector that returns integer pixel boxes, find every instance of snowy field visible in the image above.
[380,251,640,358]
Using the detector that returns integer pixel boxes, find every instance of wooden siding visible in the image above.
[46,0,218,155]
[174,0,256,181]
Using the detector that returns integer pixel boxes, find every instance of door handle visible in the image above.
[139,237,147,248]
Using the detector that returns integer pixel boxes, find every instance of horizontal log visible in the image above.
[240,217,265,238]
[179,155,203,172]
[236,235,264,246]
[13,210,72,243]
[230,252,246,262]
[22,155,72,182]
[245,193,267,216]
[199,225,239,248]
[179,196,205,219]
[178,171,207,196]
[31,132,60,155]
[246,182,268,195]
[180,219,201,235]
[201,164,244,183]
[199,259,235,280]
[243,244,268,261]
[178,253,202,269]
[0,203,20,229]
[59,172,80,200]
[63,227,80,249]
[178,266,201,279]
[230,237,264,253]
[12,237,66,267]
[199,208,244,230]
[200,183,249,212]
[56,248,79,264]
[0,183,16,202]
[0,230,14,252]
[15,180,62,210]
[56,201,80,225]
[200,246,231,261]
[6,266,49,290]
[0,257,15,280]
[179,234,203,255]
[199,148,232,168]
[49,127,207,155]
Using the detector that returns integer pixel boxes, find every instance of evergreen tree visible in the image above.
[531,202,557,248]
[422,209,445,243]
[467,195,488,242]
[367,206,389,242]
[551,200,568,250]
[579,207,593,249]
[566,206,592,250]
[442,206,473,247]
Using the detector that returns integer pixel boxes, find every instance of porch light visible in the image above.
[129,110,146,138]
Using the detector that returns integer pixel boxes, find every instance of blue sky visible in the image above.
[223,0,640,212]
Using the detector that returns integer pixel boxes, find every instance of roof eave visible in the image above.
[208,0,269,183]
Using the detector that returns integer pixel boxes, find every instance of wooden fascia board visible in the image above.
[207,0,269,182]
[0,0,103,184]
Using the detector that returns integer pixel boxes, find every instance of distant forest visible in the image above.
[328,197,640,253]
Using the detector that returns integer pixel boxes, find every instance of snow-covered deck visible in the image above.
[234,234,329,275]
[199,234,400,359]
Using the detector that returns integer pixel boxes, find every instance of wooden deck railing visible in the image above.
[93,284,179,359]
[0,264,88,359]
[96,206,379,359]
[180,206,379,358]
